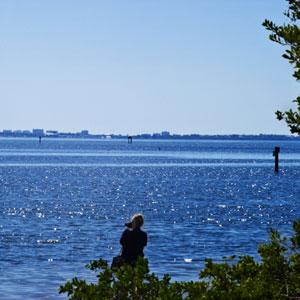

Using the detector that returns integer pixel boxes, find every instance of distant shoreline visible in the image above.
[0,134,299,141]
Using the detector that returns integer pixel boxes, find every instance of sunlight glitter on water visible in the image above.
[0,139,300,299]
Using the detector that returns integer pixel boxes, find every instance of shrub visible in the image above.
[59,220,300,299]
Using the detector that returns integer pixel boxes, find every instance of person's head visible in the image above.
[131,214,144,229]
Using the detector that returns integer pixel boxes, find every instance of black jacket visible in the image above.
[120,227,147,262]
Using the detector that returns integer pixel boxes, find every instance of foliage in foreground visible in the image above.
[263,0,300,134]
[59,219,300,299]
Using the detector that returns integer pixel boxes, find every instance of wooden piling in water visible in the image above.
[273,146,280,172]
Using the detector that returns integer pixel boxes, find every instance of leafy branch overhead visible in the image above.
[262,0,300,134]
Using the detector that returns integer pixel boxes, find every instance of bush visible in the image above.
[59,220,300,299]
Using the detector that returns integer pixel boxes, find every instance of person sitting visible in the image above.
[120,214,147,266]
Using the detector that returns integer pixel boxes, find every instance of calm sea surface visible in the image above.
[1,137,300,299]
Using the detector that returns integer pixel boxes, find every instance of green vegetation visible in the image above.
[59,220,300,299]
[263,0,300,134]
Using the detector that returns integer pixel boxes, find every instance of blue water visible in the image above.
[0,138,300,299]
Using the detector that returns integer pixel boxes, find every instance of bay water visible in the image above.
[0,138,300,299]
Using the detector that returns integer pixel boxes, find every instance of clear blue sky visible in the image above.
[0,0,298,135]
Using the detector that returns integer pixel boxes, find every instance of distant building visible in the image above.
[32,129,44,136]
[46,130,58,136]
[12,130,23,136]
[81,130,89,136]
[152,133,161,137]
[161,131,170,137]
[2,130,12,136]
[3,130,12,134]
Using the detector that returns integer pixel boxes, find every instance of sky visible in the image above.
[0,0,299,135]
